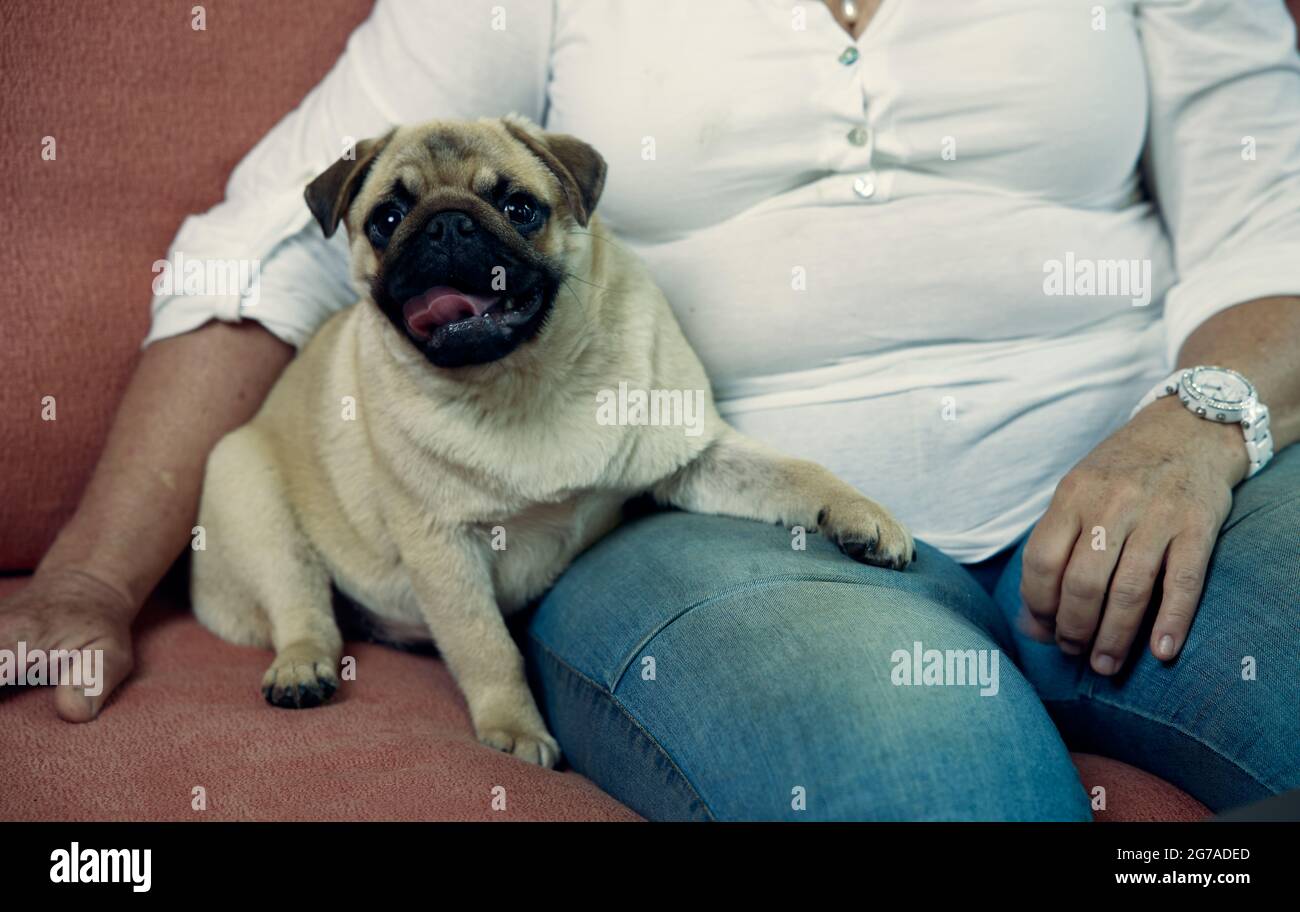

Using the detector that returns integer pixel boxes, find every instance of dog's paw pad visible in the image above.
[477,727,561,768]
[261,658,338,709]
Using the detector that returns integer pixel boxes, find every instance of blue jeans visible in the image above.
[526,446,1300,820]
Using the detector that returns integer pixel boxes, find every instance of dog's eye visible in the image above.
[367,203,406,248]
[501,193,540,229]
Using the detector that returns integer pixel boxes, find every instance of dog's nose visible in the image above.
[425,210,477,241]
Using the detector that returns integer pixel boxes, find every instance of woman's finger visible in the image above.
[53,631,134,722]
[1091,529,1167,675]
[1151,531,1215,661]
[1019,503,1080,631]
[1054,515,1129,655]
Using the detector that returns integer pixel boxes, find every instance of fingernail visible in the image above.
[1093,654,1117,675]
[1057,638,1084,656]
[1157,634,1176,659]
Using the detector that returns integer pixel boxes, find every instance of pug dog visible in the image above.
[191,115,914,768]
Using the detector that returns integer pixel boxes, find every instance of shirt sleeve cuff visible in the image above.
[143,197,353,351]
[142,293,316,351]
[1162,241,1300,365]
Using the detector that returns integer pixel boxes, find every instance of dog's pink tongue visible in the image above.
[403,286,500,337]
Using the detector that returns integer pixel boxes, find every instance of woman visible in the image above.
[5,0,1298,819]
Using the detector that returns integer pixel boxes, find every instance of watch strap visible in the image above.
[1242,401,1273,479]
[1131,369,1274,480]
[1131,370,1183,419]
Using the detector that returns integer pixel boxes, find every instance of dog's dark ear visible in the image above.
[304,131,393,238]
[503,119,607,227]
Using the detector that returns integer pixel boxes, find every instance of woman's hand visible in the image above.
[0,567,136,720]
[1019,395,1249,674]
[0,322,294,722]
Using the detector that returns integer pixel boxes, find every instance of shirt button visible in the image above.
[853,174,876,199]
[847,126,869,146]
[839,46,859,66]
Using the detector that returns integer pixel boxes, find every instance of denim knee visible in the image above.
[529,512,1091,821]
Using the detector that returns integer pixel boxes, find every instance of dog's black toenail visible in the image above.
[838,538,880,563]
[263,672,337,709]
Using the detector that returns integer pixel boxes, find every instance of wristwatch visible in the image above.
[1132,366,1274,479]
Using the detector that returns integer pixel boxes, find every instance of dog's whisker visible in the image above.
[559,278,586,306]
[560,270,608,292]
[567,229,617,242]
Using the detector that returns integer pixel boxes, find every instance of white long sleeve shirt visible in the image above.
[147,0,1300,562]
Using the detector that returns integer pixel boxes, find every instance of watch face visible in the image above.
[1187,366,1253,407]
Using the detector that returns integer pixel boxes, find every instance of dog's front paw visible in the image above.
[261,650,339,709]
[476,719,561,768]
[817,499,916,571]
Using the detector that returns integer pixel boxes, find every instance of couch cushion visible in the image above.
[0,577,639,821]
[1071,752,1210,823]
[1,570,1211,822]
[0,0,376,570]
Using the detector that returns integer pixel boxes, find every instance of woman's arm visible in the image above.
[0,322,292,721]
[1020,296,1300,674]
[1018,0,1300,674]
[40,323,295,605]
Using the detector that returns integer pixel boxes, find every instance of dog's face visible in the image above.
[305,117,606,369]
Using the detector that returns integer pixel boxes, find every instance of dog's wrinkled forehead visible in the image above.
[356,123,559,215]
[305,116,607,243]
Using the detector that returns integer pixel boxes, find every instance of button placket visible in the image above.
[832,32,878,201]
[851,96,877,199]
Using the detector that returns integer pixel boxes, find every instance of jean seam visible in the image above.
[608,570,989,690]
[1061,690,1279,794]
[529,632,717,821]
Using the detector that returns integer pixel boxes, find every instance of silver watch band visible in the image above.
[1132,369,1273,479]
[1241,400,1274,477]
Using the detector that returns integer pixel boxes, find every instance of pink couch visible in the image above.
[11,0,1284,822]
[0,577,637,821]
